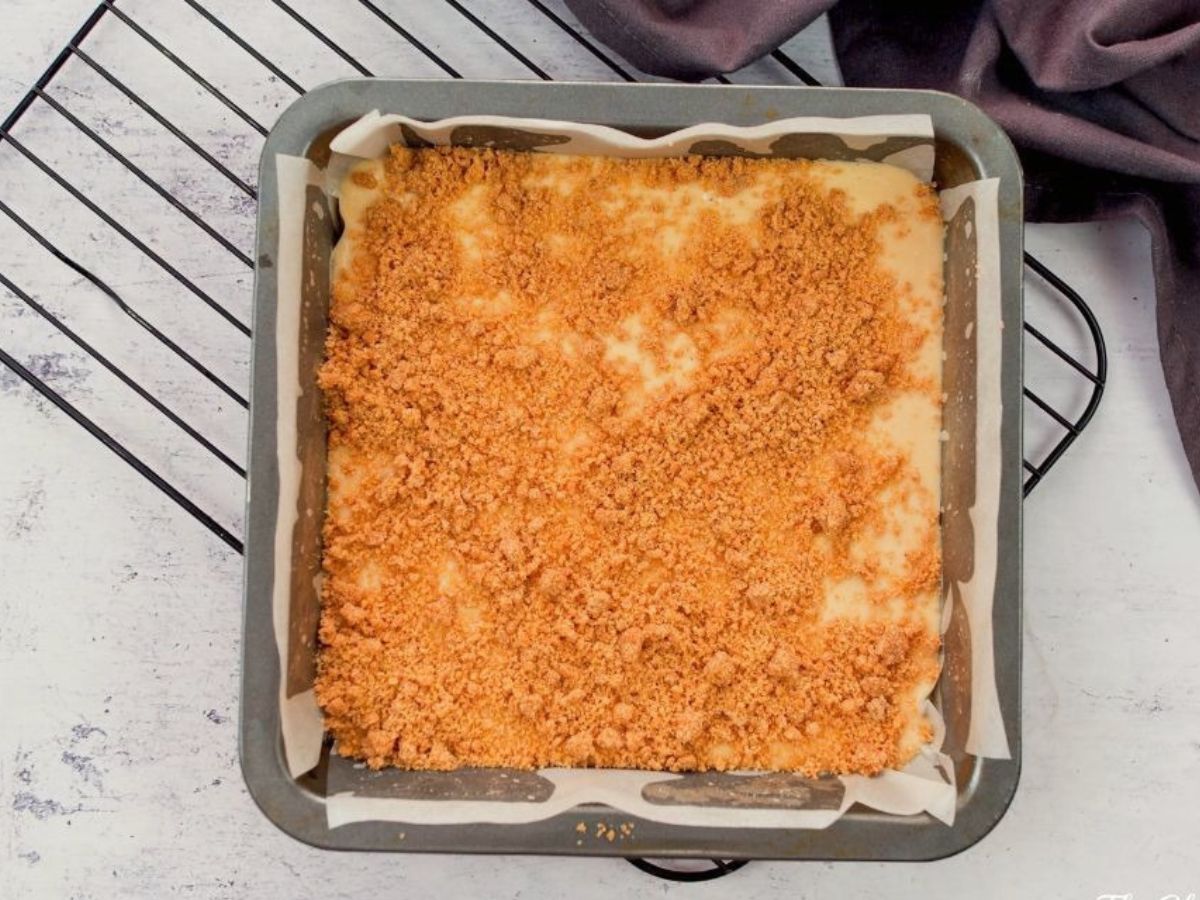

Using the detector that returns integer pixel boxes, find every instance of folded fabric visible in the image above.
[565,0,1200,494]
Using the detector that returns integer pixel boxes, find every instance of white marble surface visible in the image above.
[1,3,1198,898]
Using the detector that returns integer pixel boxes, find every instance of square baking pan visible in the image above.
[241,79,1022,860]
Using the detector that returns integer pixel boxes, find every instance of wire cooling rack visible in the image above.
[0,0,1107,881]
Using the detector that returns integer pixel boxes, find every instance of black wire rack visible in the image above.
[0,0,1107,882]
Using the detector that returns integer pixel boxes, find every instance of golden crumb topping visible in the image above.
[316,145,942,776]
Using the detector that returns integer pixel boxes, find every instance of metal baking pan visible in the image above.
[241,79,1022,860]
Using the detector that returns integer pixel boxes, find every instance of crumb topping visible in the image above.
[316,145,942,776]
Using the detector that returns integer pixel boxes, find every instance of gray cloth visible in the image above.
[565,0,1200,493]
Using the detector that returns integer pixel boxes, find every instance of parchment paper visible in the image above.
[270,111,1007,831]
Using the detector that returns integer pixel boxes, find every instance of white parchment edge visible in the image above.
[272,155,327,778]
[942,179,1011,759]
[323,111,935,190]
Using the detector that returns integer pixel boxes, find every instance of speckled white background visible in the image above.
[1,2,1198,898]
